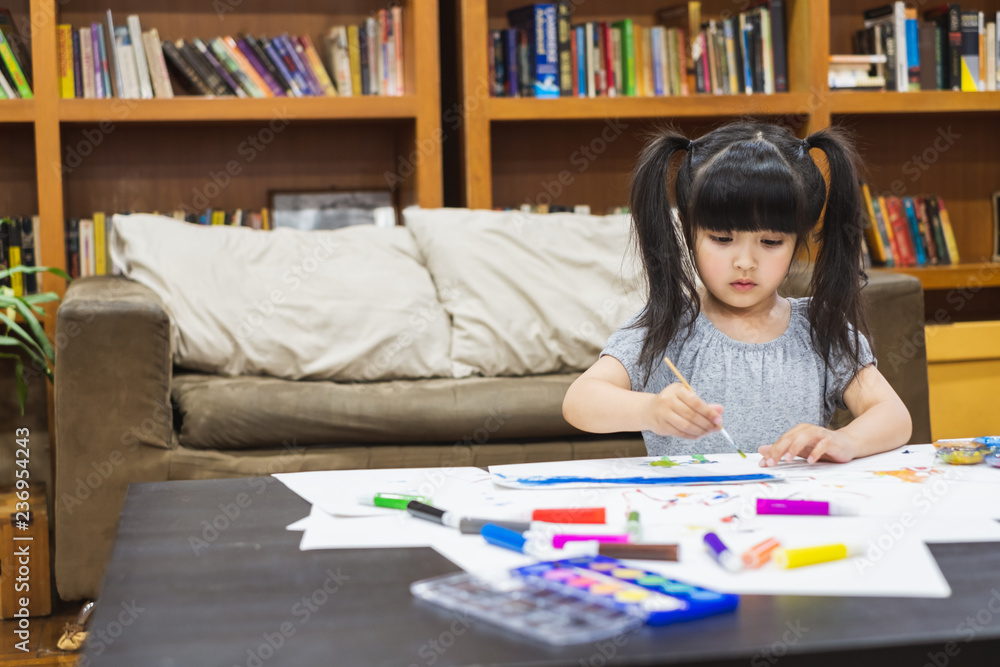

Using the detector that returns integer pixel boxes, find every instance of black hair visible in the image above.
[628,120,870,385]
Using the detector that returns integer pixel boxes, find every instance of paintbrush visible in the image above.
[662,357,746,458]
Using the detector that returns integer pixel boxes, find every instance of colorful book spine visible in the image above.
[0,28,31,97]
[902,198,927,265]
[106,10,124,99]
[262,37,302,97]
[300,35,338,97]
[347,26,363,96]
[508,3,560,98]
[58,24,75,98]
[936,197,961,263]
[235,37,284,96]
[194,37,246,98]
[161,40,212,95]
[126,15,154,99]
[861,183,891,266]
[272,34,314,95]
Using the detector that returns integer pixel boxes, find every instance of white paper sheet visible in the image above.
[275,448,1000,599]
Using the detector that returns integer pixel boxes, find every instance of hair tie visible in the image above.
[687,139,694,151]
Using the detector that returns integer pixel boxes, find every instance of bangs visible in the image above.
[688,140,805,236]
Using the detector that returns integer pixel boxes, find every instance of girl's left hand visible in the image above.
[758,424,858,466]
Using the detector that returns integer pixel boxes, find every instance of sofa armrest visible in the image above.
[862,271,931,444]
[55,276,174,600]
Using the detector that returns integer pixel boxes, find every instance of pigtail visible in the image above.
[629,128,699,384]
[802,127,871,372]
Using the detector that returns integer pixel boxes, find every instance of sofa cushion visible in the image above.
[171,372,584,450]
[110,213,452,382]
[404,207,645,377]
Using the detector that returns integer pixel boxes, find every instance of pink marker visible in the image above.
[551,534,631,549]
[756,498,859,516]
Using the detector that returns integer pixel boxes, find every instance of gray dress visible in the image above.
[600,297,875,456]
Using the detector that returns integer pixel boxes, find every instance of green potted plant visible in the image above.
[0,263,70,415]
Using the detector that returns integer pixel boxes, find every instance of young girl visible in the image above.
[563,121,912,466]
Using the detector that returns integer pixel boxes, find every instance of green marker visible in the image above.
[361,492,431,510]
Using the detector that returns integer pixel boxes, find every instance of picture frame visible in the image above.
[268,188,398,231]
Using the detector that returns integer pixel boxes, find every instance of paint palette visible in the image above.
[410,572,643,646]
[512,556,739,626]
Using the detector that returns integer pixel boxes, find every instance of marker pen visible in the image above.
[741,537,781,569]
[625,511,643,541]
[773,543,863,569]
[482,524,670,561]
[551,534,631,549]
[358,492,430,510]
[405,502,537,533]
[756,498,859,516]
[532,507,606,524]
[703,531,742,572]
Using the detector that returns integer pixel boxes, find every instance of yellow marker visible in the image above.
[774,543,859,569]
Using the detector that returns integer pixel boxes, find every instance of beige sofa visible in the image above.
[54,208,931,600]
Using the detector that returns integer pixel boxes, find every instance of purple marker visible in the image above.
[704,532,742,572]
[756,499,859,516]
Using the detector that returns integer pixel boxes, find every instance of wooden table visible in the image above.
[82,476,1000,666]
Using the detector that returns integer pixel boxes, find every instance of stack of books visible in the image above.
[0,217,41,296]
[64,210,271,279]
[861,183,962,267]
[849,2,999,92]
[489,1,788,98]
[0,9,32,99]
[58,8,404,99]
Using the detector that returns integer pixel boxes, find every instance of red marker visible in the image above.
[532,507,606,524]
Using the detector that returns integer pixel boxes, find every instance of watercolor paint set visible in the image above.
[411,555,738,645]
[410,571,644,645]
[512,556,739,626]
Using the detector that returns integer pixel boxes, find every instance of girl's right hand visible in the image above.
[644,384,724,439]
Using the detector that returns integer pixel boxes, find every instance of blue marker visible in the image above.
[704,532,742,572]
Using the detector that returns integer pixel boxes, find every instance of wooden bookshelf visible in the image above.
[458,0,1000,293]
[13,0,442,316]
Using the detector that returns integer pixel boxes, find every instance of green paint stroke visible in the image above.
[650,456,678,467]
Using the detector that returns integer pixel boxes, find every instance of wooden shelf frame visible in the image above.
[458,0,1000,290]
[20,0,442,315]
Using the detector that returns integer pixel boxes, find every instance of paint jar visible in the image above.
[933,438,992,465]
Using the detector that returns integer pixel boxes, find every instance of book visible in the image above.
[959,11,980,91]
[1,219,22,296]
[19,217,37,295]
[924,195,951,264]
[935,197,961,263]
[861,183,892,266]
[178,39,229,96]
[245,34,292,96]
[392,5,404,95]
[95,23,113,98]
[556,1,573,95]
[78,219,95,278]
[106,10,124,99]
[58,25,74,98]
[194,37,247,98]
[902,197,927,265]
[143,29,174,98]
[126,15,154,99]
[507,4,560,98]
[347,26,362,96]
[235,37,283,96]
[299,35,337,97]
[161,40,212,96]
[79,26,95,98]
[924,4,962,91]
[912,197,938,265]
[0,26,29,97]
[93,211,107,276]
[112,27,138,98]
[261,37,302,97]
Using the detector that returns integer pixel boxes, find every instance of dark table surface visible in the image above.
[83,476,1000,666]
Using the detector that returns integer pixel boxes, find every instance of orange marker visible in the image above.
[742,537,781,569]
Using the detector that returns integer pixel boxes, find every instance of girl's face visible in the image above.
[693,228,796,310]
